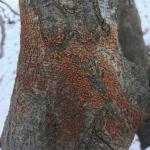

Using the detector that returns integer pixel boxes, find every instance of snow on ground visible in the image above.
[0,22,20,135]
[0,0,149,150]
[129,134,141,150]
[0,0,20,136]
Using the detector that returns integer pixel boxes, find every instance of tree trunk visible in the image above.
[118,0,146,66]
[1,0,150,149]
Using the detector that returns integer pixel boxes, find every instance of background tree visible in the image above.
[1,0,150,150]
[118,0,146,65]
[0,0,19,58]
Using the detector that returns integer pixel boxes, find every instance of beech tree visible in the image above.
[1,0,150,150]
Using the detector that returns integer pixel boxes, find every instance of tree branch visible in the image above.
[0,14,5,58]
[0,0,19,16]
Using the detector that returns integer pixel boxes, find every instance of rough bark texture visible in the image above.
[145,46,150,84]
[117,0,150,87]
[117,0,150,113]
[118,0,146,65]
[1,0,150,150]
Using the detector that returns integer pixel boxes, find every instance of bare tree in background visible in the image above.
[0,14,5,58]
[0,0,19,58]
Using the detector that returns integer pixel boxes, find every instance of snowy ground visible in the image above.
[0,0,149,149]
[129,134,150,150]
[0,0,20,136]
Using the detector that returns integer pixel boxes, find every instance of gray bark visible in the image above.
[118,0,146,65]
[1,0,150,150]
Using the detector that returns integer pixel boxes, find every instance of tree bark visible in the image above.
[118,0,146,65]
[1,0,150,150]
